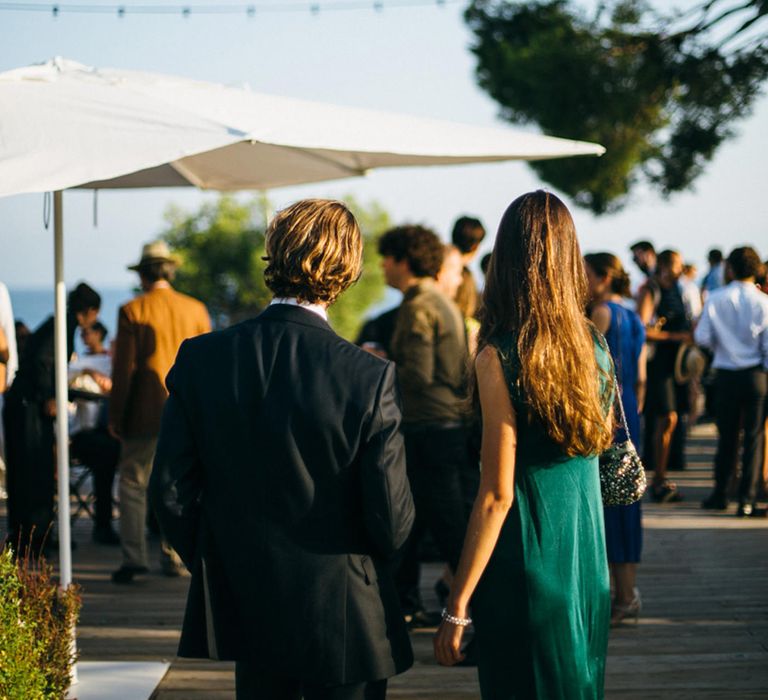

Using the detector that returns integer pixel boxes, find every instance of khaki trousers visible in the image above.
[118,436,180,570]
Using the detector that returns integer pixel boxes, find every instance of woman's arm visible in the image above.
[590,303,611,335]
[434,345,517,666]
[636,343,647,414]
[638,286,691,343]
[645,326,692,343]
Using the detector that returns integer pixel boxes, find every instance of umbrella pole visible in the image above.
[53,190,72,586]
[52,190,78,683]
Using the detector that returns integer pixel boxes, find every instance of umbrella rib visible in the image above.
[280,145,367,177]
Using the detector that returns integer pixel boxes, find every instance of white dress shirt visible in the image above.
[694,281,768,370]
[0,282,18,386]
[680,277,702,321]
[269,297,329,321]
[68,352,113,433]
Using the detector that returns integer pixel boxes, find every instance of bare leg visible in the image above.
[611,563,637,606]
[653,411,678,485]
[610,562,641,625]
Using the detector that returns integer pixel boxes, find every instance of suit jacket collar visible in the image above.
[259,303,334,332]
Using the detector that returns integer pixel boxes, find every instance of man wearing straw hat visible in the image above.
[110,241,210,583]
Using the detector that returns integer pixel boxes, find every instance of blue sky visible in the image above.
[0,0,766,289]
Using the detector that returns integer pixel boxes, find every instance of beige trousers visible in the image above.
[118,436,180,570]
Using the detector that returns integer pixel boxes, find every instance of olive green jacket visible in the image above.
[389,279,468,426]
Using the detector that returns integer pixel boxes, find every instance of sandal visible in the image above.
[611,588,642,626]
[650,481,683,503]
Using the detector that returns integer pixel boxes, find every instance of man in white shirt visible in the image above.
[681,263,703,322]
[695,247,768,517]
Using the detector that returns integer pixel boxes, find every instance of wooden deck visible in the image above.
[3,422,768,698]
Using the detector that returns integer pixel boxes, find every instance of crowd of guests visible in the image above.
[0,241,210,585]
[0,194,766,699]
[358,228,767,634]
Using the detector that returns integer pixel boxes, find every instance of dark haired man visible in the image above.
[630,240,657,279]
[701,248,725,297]
[696,247,768,517]
[451,216,486,319]
[4,282,101,554]
[150,200,414,699]
[110,241,210,583]
[379,225,472,627]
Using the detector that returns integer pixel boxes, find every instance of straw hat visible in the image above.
[674,343,707,384]
[127,241,179,271]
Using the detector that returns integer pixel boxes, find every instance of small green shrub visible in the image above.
[0,546,81,699]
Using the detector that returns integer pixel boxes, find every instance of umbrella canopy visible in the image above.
[0,57,605,197]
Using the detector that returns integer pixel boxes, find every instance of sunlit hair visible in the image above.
[478,191,614,457]
[584,252,631,298]
[264,199,362,305]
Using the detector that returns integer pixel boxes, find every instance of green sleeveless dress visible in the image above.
[471,333,611,700]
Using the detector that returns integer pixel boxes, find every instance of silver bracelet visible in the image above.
[441,608,472,627]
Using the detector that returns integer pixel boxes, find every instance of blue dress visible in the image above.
[602,302,645,563]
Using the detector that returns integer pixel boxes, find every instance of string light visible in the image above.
[0,0,459,17]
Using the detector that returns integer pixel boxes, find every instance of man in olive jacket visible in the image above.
[150,200,414,700]
[378,225,471,625]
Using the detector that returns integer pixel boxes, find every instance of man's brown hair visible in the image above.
[451,216,486,255]
[264,199,362,305]
[377,225,444,279]
[727,246,762,280]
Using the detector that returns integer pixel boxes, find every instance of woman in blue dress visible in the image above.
[585,253,646,625]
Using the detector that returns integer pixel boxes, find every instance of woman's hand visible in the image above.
[433,618,467,666]
[87,370,112,393]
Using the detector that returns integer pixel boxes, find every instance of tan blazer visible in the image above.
[110,286,210,438]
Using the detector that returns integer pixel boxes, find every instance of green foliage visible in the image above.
[465,0,768,213]
[0,548,47,698]
[0,547,81,699]
[162,195,271,328]
[161,194,389,339]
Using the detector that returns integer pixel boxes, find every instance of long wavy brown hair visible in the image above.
[478,191,614,457]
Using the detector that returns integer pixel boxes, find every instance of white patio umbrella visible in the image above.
[0,57,605,590]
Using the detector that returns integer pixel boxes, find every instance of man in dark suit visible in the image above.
[149,199,415,700]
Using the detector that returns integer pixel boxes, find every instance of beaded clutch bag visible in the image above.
[599,375,647,506]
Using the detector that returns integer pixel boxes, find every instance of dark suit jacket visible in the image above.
[7,314,76,404]
[149,304,415,685]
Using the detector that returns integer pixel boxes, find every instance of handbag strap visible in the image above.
[604,304,630,438]
[611,369,631,437]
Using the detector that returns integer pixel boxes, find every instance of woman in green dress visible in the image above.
[434,191,614,699]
